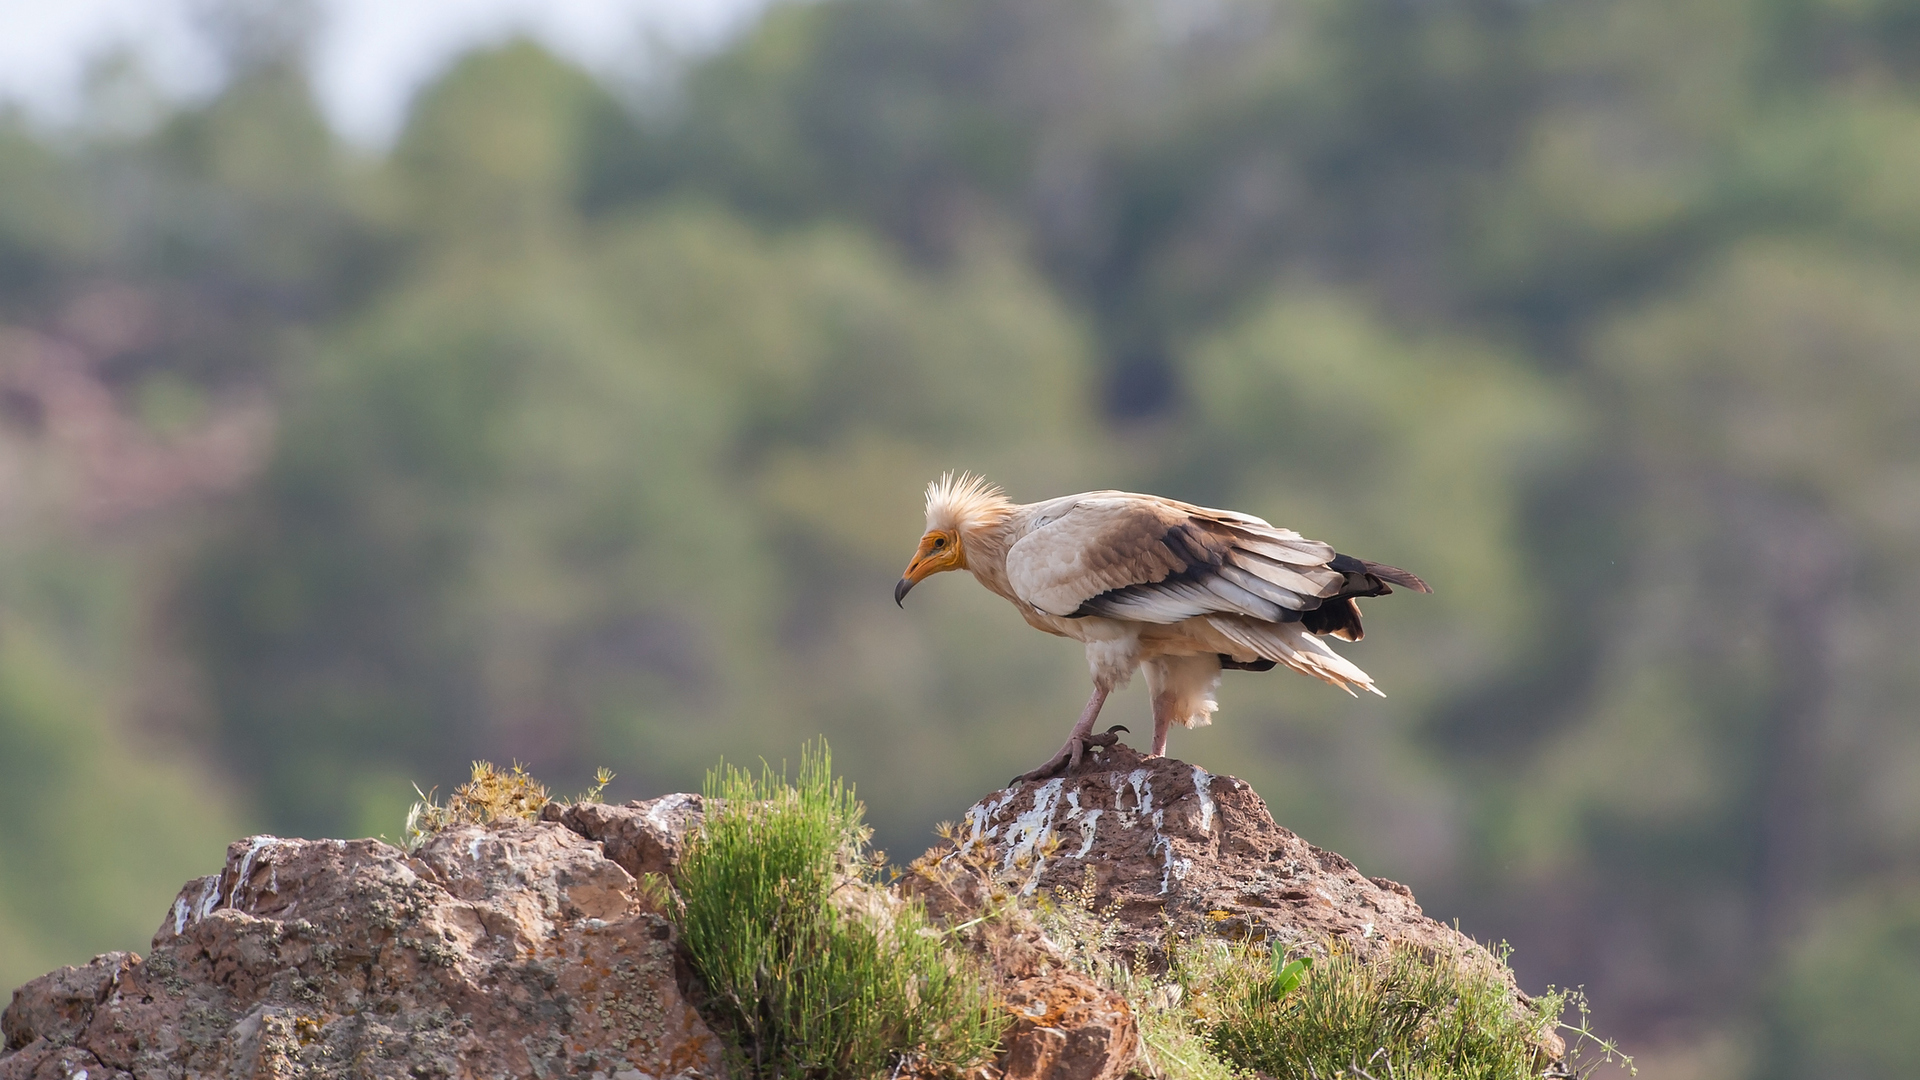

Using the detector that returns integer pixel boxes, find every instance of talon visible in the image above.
[1011,750,1072,785]
[1016,686,1117,785]
[1107,725,1129,734]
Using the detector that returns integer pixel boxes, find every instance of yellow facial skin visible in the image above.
[894,530,964,605]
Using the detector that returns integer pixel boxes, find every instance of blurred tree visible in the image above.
[0,11,359,983]
[186,42,1106,840]
[0,555,240,992]
[1773,886,1920,1080]
[618,0,1538,416]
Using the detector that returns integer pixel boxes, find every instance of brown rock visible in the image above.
[996,973,1136,1080]
[0,822,725,1080]
[6,760,1562,1080]
[3,953,133,1053]
[555,794,705,881]
[949,743,1489,969]
[0,1042,125,1080]
[922,746,1566,1069]
[904,846,1139,1080]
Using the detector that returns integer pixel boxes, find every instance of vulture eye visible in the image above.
[932,537,947,549]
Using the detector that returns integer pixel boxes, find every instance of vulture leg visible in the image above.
[1150,696,1173,757]
[1144,653,1223,758]
[1013,685,1110,784]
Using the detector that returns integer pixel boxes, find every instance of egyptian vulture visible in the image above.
[894,474,1430,782]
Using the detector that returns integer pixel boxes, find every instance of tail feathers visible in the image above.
[1362,559,1431,594]
[1207,616,1383,697]
[1301,596,1365,641]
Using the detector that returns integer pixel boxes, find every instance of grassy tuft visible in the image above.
[1187,940,1561,1079]
[672,741,1006,1079]
[1024,872,1629,1080]
[404,760,551,848]
[403,761,617,849]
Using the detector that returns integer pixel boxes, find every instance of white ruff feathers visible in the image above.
[924,471,1013,535]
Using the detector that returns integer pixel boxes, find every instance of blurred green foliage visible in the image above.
[0,548,239,984]
[2,2,1919,1076]
[1771,887,1920,1080]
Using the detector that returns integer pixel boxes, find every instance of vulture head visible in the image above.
[895,529,963,605]
[895,471,1010,606]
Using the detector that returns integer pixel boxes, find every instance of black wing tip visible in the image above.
[1357,558,1432,594]
[1301,597,1366,640]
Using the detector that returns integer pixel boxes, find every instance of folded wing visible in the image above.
[1004,494,1429,640]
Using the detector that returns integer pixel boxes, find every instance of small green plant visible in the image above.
[1031,866,1250,1080]
[672,741,1006,1080]
[1268,954,1312,999]
[1036,865,1126,974]
[574,766,615,804]
[1552,988,1638,1079]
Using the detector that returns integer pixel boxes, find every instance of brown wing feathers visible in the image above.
[1070,512,1429,642]
[1070,518,1310,623]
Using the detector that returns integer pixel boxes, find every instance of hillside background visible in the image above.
[3,2,1919,1078]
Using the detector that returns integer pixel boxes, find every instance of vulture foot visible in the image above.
[1011,726,1129,785]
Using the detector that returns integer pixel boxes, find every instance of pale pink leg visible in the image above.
[1150,692,1173,757]
[1013,685,1110,783]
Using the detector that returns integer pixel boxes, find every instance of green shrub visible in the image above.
[673,742,1005,1080]
[1188,940,1567,1080]
[1022,871,1629,1080]
[1030,867,1249,1080]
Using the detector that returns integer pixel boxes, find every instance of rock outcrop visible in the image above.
[4,753,1548,1080]
[1,816,724,1080]
[951,743,1488,967]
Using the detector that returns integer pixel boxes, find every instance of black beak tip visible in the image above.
[894,577,913,607]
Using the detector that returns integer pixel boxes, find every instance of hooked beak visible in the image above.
[896,529,961,608]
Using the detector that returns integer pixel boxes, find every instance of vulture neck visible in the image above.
[958,509,1024,604]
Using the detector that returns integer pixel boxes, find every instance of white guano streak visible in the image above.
[964,792,1012,846]
[190,874,222,925]
[1192,767,1215,833]
[1002,778,1066,894]
[231,836,285,911]
[1125,768,1155,816]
